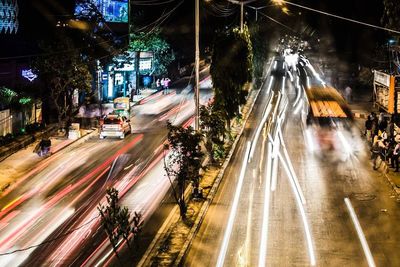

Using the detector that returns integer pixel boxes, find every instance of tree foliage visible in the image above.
[200,103,226,163]
[164,122,203,218]
[33,38,93,128]
[381,0,400,32]
[98,187,121,258]
[210,25,253,127]
[98,187,143,257]
[129,30,175,76]
[250,24,269,87]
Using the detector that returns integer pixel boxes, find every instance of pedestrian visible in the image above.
[371,136,387,170]
[160,78,165,94]
[164,77,171,94]
[344,85,352,103]
[378,112,387,132]
[156,78,160,90]
[387,117,395,141]
[365,116,373,143]
[392,142,400,172]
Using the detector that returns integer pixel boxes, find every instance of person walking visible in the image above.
[156,78,161,90]
[164,77,171,94]
[344,86,352,103]
[371,136,387,170]
[378,112,387,132]
[160,78,166,94]
[365,116,373,143]
[392,142,400,172]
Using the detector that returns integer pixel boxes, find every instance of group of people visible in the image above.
[366,112,400,171]
[156,77,171,94]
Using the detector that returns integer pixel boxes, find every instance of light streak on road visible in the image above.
[258,142,273,267]
[216,142,251,267]
[306,76,310,88]
[266,76,274,94]
[293,99,303,115]
[305,128,315,152]
[344,198,376,267]
[281,76,286,95]
[278,152,316,266]
[273,60,277,70]
[249,93,274,161]
[270,121,281,192]
[278,129,306,204]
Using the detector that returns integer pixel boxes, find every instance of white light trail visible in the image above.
[305,128,315,152]
[294,99,303,115]
[270,121,281,192]
[273,60,277,70]
[278,152,316,266]
[278,129,306,204]
[216,142,251,267]
[281,76,286,95]
[344,198,376,267]
[249,93,274,161]
[258,142,273,267]
[266,76,274,94]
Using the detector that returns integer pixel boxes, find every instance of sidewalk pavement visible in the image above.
[349,97,400,195]
[0,128,97,193]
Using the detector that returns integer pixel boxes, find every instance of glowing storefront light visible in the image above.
[21,69,37,82]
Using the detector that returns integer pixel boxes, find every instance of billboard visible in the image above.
[0,0,19,34]
[75,0,128,23]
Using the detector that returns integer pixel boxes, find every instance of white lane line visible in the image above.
[258,142,273,267]
[278,152,316,266]
[216,142,252,267]
[344,198,376,267]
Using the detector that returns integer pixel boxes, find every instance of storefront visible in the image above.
[373,70,400,114]
[100,52,153,101]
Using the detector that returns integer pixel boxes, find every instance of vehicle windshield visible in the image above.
[104,118,121,124]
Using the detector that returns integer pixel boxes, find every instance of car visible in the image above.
[99,114,131,139]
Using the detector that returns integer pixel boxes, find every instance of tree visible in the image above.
[250,24,269,87]
[129,30,175,89]
[381,0,400,33]
[200,103,226,163]
[33,38,93,130]
[164,122,203,219]
[98,187,121,259]
[210,25,253,131]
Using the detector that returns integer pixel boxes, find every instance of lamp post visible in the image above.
[195,0,200,131]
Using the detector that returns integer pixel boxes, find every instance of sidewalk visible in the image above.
[0,128,97,193]
[349,95,400,195]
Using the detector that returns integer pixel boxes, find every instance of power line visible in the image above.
[282,0,400,35]
[258,11,296,33]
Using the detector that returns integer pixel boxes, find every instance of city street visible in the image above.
[0,84,212,266]
[185,56,400,266]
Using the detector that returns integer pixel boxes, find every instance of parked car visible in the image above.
[99,114,131,139]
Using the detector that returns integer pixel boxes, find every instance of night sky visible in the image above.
[0,0,388,65]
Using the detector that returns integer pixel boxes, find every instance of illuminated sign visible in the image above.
[0,0,19,34]
[21,69,37,82]
[75,0,128,23]
[140,58,152,71]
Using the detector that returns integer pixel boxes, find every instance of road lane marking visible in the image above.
[216,142,251,267]
[344,197,376,267]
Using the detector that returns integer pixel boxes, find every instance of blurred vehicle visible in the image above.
[302,86,355,159]
[100,114,131,139]
[34,138,52,157]
[113,97,130,117]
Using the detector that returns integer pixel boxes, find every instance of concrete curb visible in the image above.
[172,61,272,266]
[51,128,99,156]
[375,158,400,197]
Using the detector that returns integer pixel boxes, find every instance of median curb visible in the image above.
[52,128,99,156]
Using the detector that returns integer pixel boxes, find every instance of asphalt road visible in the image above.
[0,81,212,266]
[184,56,400,267]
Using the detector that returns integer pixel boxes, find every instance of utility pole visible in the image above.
[195,0,200,131]
[240,2,244,32]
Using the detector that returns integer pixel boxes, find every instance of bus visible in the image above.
[302,86,356,159]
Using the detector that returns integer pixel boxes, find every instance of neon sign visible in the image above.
[21,69,37,82]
